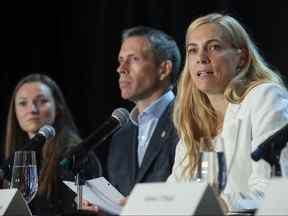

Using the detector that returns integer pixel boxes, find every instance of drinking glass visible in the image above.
[10,151,38,203]
[196,137,227,194]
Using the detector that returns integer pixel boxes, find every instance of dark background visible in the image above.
[1,1,288,156]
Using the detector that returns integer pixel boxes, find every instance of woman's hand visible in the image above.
[218,196,229,214]
[210,185,228,214]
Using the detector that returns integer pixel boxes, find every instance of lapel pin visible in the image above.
[161,131,166,138]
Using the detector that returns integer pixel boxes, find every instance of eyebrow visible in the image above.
[16,94,49,101]
[187,39,222,48]
[118,53,136,61]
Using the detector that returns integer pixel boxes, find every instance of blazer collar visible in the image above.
[221,102,243,173]
[135,101,174,182]
[124,121,139,184]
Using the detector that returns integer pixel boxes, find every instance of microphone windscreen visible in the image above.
[112,108,129,126]
[38,125,56,139]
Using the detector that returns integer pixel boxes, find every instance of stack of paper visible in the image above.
[63,177,124,215]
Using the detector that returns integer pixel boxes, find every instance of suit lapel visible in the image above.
[135,102,173,182]
[222,103,242,174]
[126,122,138,184]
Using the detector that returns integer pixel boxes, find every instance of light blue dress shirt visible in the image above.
[130,90,175,167]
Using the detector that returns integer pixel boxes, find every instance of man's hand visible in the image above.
[119,197,128,206]
[82,199,100,212]
[77,196,128,215]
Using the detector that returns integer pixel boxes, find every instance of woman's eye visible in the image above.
[38,98,49,105]
[208,44,221,51]
[187,48,197,55]
[17,101,27,107]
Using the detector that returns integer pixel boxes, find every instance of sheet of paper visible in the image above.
[63,177,123,215]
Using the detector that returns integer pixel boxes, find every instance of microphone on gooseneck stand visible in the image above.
[60,108,130,171]
[0,125,56,180]
[21,125,56,151]
[251,123,288,176]
[251,123,288,163]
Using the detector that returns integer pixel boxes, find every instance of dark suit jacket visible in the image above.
[107,101,178,196]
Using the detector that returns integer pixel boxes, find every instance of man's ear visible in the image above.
[158,60,172,81]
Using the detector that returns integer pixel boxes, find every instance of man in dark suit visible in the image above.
[107,26,181,196]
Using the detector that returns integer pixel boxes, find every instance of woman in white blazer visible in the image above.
[168,13,288,212]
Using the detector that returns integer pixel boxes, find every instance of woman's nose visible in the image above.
[30,103,39,114]
[196,49,209,64]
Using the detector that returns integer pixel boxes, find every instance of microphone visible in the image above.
[251,123,288,165]
[21,125,56,151]
[0,125,55,180]
[60,107,129,170]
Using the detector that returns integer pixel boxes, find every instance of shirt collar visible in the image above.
[130,90,175,126]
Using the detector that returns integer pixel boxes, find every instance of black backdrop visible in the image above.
[1,0,288,157]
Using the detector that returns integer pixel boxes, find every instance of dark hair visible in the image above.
[5,73,81,196]
[122,26,181,87]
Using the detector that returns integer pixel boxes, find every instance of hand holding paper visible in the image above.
[64,177,124,215]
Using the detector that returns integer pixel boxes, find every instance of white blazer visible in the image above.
[167,83,288,210]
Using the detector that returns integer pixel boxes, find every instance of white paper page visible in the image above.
[63,177,123,215]
[86,177,124,203]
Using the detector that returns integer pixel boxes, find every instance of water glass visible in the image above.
[196,137,227,194]
[10,151,38,203]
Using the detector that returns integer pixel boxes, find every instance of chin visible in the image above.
[198,86,212,93]
[197,84,220,94]
[25,125,41,134]
[121,92,132,100]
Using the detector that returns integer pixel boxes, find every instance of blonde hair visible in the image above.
[173,13,284,178]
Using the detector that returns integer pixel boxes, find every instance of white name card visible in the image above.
[121,182,223,216]
[256,178,288,215]
[0,189,32,216]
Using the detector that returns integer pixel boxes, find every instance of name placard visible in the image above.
[256,178,288,215]
[0,189,32,216]
[121,182,223,215]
